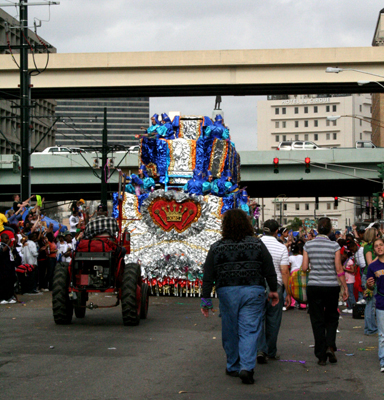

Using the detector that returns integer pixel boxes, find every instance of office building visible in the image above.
[55,98,150,149]
[0,9,56,155]
[257,94,372,228]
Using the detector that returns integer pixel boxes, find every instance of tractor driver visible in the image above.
[83,204,119,240]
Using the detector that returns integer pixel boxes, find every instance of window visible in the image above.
[304,134,308,140]
[294,107,299,114]
[304,106,308,114]
[283,218,288,225]
[275,108,280,115]
[359,105,362,112]
[327,203,331,210]
[333,120,337,126]
[282,121,286,128]
[283,204,287,211]
[360,120,362,126]
[314,106,318,113]
[283,135,287,141]
[332,105,337,112]
[276,204,280,211]
[275,121,280,128]
[282,107,286,114]
[360,132,362,140]
[295,135,299,140]
[326,120,330,126]
[326,133,330,140]
[314,120,318,127]
[333,133,337,140]
[326,105,330,112]
[304,120,309,127]
[334,203,338,210]
[305,203,309,211]
[295,121,299,128]
[295,204,300,210]
[314,133,318,140]
[275,135,280,142]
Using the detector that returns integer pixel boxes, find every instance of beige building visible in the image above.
[257,94,372,228]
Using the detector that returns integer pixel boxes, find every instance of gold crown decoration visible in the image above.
[162,204,188,222]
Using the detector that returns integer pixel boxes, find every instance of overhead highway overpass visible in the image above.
[0,47,384,98]
[0,149,383,202]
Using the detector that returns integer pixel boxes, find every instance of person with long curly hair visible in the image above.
[201,209,279,384]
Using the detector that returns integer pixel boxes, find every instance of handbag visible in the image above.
[288,268,309,304]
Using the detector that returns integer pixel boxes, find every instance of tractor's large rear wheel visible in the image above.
[52,262,73,325]
[74,292,87,318]
[121,263,141,326]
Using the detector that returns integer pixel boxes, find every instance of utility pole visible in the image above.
[20,0,31,200]
[0,1,59,199]
[101,107,108,205]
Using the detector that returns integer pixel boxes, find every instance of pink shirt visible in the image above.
[344,259,355,284]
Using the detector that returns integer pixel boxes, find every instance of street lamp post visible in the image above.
[325,67,384,80]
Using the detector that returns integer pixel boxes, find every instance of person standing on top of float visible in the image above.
[238,189,251,216]
[184,169,204,196]
[131,165,155,196]
[136,114,167,139]
[202,171,214,195]
[161,113,177,140]
[212,171,238,197]
[205,115,230,140]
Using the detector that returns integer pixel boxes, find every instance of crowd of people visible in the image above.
[0,195,117,304]
[200,213,384,384]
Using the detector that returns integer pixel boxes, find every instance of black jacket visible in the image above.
[202,236,277,298]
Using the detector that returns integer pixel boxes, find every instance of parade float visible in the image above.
[114,113,248,296]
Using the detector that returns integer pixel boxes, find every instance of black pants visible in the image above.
[307,286,340,361]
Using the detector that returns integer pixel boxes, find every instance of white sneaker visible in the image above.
[357,299,366,305]
[342,309,352,314]
[7,299,16,304]
[338,301,343,306]
[381,366,384,373]
[282,307,287,311]
[0,300,8,305]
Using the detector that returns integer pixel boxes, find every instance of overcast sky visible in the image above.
[3,0,383,150]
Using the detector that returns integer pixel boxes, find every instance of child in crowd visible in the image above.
[366,237,384,373]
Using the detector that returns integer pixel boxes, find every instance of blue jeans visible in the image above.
[362,275,378,334]
[347,283,356,310]
[257,284,284,358]
[376,309,384,367]
[217,285,265,372]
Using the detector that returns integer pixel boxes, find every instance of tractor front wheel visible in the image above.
[52,262,73,325]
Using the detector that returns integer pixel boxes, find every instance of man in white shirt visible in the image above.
[257,219,291,364]
[69,211,80,238]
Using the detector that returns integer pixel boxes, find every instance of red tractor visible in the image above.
[52,184,149,326]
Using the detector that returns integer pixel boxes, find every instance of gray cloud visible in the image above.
[15,0,384,150]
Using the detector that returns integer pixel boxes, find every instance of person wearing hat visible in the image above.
[204,115,230,140]
[83,204,119,240]
[256,219,291,365]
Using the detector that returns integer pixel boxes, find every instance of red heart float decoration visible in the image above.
[148,198,201,233]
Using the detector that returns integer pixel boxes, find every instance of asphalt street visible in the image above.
[0,293,382,400]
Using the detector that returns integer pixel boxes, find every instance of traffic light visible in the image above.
[378,163,384,180]
[12,155,19,174]
[334,197,338,207]
[273,158,279,174]
[305,157,310,173]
